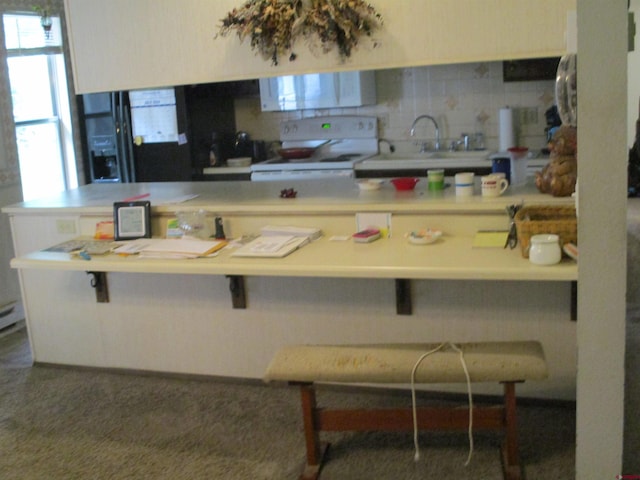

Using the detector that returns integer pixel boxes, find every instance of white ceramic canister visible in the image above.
[529,234,562,265]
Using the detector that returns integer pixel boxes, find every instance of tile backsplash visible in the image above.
[234,61,555,154]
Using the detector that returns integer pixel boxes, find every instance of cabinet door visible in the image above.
[259,71,376,111]
[64,0,576,94]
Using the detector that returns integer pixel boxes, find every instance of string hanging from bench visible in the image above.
[410,342,474,466]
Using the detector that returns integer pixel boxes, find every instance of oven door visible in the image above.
[251,169,355,182]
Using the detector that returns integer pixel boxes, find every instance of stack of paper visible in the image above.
[472,230,509,248]
[45,239,118,255]
[113,238,227,258]
[231,235,309,258]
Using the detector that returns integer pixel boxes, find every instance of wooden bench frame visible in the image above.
[295,380,523,480]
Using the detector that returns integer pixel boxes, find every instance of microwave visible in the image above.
[259,70,376,111]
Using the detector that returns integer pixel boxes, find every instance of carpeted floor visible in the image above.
[0,327,580,479]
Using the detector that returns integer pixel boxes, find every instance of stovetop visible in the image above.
[256,152,367,166]
[251,115,378,173]
[251,151,375,171]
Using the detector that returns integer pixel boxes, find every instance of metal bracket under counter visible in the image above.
[84,271,249,309]
[81,271,414,315]
[80,272,576,319]
[395,279,412,315]
[87,271,109,303]
[395,278,577,320]
[227,275,247,309]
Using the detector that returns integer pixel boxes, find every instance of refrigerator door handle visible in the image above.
[111,92,126,182]
[116,92,130,183]
[122,106,136,183]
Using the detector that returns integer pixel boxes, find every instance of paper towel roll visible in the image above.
[499,107,515,152]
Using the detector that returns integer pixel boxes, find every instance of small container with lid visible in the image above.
[529,234,562,265]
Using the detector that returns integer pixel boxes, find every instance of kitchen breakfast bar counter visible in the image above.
[3,179,577,400]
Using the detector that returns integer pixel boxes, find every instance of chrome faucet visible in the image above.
[409,115,440,152]
[450,133,471,151]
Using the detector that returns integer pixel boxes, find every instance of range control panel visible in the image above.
[280,116,377,141]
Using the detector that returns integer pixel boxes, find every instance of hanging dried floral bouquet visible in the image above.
[217,0,383,65]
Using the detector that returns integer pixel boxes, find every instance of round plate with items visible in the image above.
[405,229,442,245]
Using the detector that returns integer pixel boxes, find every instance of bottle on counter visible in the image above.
[209,132,222,167]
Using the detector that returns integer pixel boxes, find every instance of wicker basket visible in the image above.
[514,205,577,258]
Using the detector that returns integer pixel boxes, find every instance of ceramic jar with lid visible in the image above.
[529,234,562,265]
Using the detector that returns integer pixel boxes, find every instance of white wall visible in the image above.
[0,184,21,306]
[0,114,22,306]
[576,1,627,477]
[235,62,554,153]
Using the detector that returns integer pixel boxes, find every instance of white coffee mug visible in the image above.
[454,172,474,197]
[481,174,509,197]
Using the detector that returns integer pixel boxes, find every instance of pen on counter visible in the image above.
[122,193,150,202]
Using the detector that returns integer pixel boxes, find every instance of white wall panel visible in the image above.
[64,0,576,93]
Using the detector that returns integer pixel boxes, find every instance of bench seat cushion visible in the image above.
[264,341,548,384]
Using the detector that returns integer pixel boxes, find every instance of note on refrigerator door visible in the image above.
[129,88,179,143]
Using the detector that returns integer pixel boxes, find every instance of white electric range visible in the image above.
[250,115,378,182]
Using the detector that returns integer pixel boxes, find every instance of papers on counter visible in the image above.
[231,235,309,258]
[113,238,227,258]
[472,230,509,248]
[44,239,119,255]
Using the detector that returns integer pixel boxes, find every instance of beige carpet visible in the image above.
[0,327,580,479]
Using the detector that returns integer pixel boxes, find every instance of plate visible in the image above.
[356,179,384,191]
[405,229,442,245]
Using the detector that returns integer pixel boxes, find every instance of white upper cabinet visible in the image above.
[64,0,576,94]
[259,71,376,111]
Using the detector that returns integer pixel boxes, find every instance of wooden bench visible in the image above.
[264,341,548,480]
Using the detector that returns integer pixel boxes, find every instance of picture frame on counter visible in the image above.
[113,201,151,240]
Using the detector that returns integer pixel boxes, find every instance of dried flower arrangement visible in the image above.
[217,0,383,65]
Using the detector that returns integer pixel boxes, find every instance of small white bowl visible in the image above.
[227,157,252,167]
[405,229,442,245]
[357,179,384,191]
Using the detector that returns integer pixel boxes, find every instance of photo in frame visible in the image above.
[113,201,151,240]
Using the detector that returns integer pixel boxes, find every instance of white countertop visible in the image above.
[6,178,577,282]
[202,167,251,175]
[355,150,549,172]
[11,232,576,281]
[2,177,572,216]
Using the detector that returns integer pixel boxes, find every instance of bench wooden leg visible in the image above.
[298,383,329,480]
[501,382,522,480]
[295,381,524,480]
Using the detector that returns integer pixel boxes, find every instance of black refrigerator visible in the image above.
[78,88,192,183]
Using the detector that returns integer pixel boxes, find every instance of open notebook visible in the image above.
[231,235,309,258]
